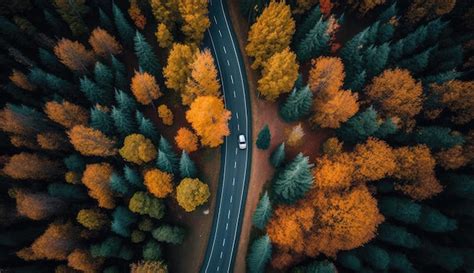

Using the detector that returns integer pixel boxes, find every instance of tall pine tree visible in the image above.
[279,85,313,122]
[273,153,313,203]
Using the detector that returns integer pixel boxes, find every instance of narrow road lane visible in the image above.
[201,0,252,272]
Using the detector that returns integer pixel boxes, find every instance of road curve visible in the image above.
[201,0,252,272]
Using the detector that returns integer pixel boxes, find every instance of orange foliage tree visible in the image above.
[82,163,115,209]
[322,137,343,157]
[128,0,146,29]
[54,38,95,73]
[308,57,344,94]
[175,127,199,153]
[67,249,103,273]
[183,49,221,105]
[9,135,38,149]
[37,132,69,151]
[320,0,334,17]
[88,27,122,57]
[44,100,89,129]
[68,125,117,157]
[185,96,231,147]
[17,222,80,261]
[406,0,456,24]
[430,80,474,124]
[11,189,65,220]
[2,152,62,180]
[130,71,163,105]
[144,168,174,198]
[352,138,396,182]
[347,0,386,14]
[157,104,174,126]
[313,153,354,191]
[393,145,442,200]
[435,145,469,170]
[10,69,36,91]
[365,69,423,128]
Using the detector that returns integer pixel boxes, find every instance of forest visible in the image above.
[0,0,226,272]
[243,0,474,273]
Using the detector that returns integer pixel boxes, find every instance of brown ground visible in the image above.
[226,2,332,273]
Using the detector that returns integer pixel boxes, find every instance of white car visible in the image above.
[238,134,247,150]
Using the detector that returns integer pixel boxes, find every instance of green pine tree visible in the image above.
[337,252,362,271]
[157,151,174,173]
[64,154,86,172]
[379,196,422,224]
[358,244,390,271]
[273,153,313,203]
[124,165,144,189]
[294,5,322,42]
[270,143,285,168]
[111,106,135,136]
[90,106,115,135]
[388,251,417,273]
[136,111,160,144]
[291,260,336,273]
[377,223,421,249]
[94,62,114,91]
[417,206,457,233]
[80,76,112,105]
[112,3,134,48]
[111,206,138,237]
[99,8,114,33]
[296,18,330,62]
[43,9,65,35]
[47,183,88,200]
[280,85,313,122]
[247,235,272,273]
[115,89,137,113]
[414,126,464,151]
[152,225,186,244]
[90,236,133,260]
[256,124,271,150]
[363,43,390,79]
[252,191,272,229]
[159,136,179,172]
[337,107,379,144]
[111,55,128,90]
[38,48,63,71]
[399,46,436,74]
[110,172,131,196]
[179,151,198,178]
[134,30,160,76]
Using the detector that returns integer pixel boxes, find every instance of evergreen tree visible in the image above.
[374,117,397,139]
[379,196,422,224]
[273,153,313,203]
[337,107,379,144]
[110,172,130,196]
[295,5,322,42]
[29,67,74,95]
[252,191,272,229]
[94,62,114,91]
[47,183,88,200]
[390,24,428,62]
[124,165,144,189]
[442,174,474,200]
[378,2,398,22]
[179,151,198,178]
[80,76,112,105]
[157,151,174,173]
[430,45,463,73]
[99,8,114,33]
[256,124,271,150]
[280,85,313,122]
[112,3,134,48]
[419,242,464,272]
[64,154,86,172]
[38,48,62,71]
[417,206,457,232]
[111,55,128,90]
[337,252,362,271]
[134,31,160,76]
[247,235,272,273]
[296,18,330,62]
[142,240,162,261]
[270,143,285,168]
[388,251,417,273]
[43,9,65,35]
[376,23,395,44]
[90,236,133,260]
[414,126,464,151]
[111,206,138,237]
[340,29,368,90]
[152,225,185,244]
[364,43,390,79]
[365,21,380,45]
[291,260,337,273]
[358,244,390,271]
[136,111,159,144]
[377,223,421,248]
[111,106,135,136]
[423,70,461,84]
[399,46,436,74]
[0,16,30,48]
[158,136,179,172]
[115,89,137,113]
[53,0,89,36]
[90,106,115,135]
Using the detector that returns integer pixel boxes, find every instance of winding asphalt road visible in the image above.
[201,0,252,272]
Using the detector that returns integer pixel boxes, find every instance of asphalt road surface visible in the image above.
[201,0,252,272]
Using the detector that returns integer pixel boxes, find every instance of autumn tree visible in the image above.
[36,132,69,151]
[67,249,104,273]
[17,222,80,261]
[44,100,88,129]
[82,163,115,209]
[347,0,386,14]
[352,138,396,182]
[313,153,354,191]
[12,189,65,220]
[365,69,423,128]
[322,137,343,157]
[88,27,122,57]
[435,146,469,170]
[0,104,50,136]
[10,69,36,91]
[186,96,231,147]
[176,178,210,212]
[406,0,456,24]
[257,48,299,101]
[144,169,174,198]
[430,80,474,124]
[156,23,173,48]
[293,0,319,14]
[128,0,146,29]
[119,134,157,165]
[164,43,194,93]
[77,209,109,230]
[129,191,165,219]
[286,123,305,147]
[308,57,344,94]
[273,153,313,203]
[3,152,62,180]
[130,71,162,105]
[178,0,210,43]
[68,125,117,156]
[54,38,95,73]
[157,105,174,126]
[53,0,88,36]
[130,261,168,273]
[183,49,220,105]
[175,127,198,153]
[246,1,295,69]
[149,0,179,27]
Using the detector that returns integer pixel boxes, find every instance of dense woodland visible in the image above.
[243,0,474,273]
[0,0,227,272]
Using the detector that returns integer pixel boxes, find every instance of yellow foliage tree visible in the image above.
[313,153,355,191]
[54,38,95,73]
[176,178,210,212]
[183,49,220,105]
[178,0,210,43]
[430,80,474,124]
[175,127,199,153]
[82,163,115,209]
[186,96,231,147]
[157,105,174,126]
[365,69,423,128]
[257,48,299,101]
[164,43,195,95]
[308,57,344,94]
[119,134,157,164]
[130,71,163,105]
[322,137,343,157]
[144,169,174,198]
[10,69,36,91]
[149,0,179,28]
[76,209,109,230]
[88,27,122,57]
[44,100,89,129]
[352,138,396,182]
[155,23,173,48]
[68,125,117,157]
[130,261,168,273]
[246,1,295,69]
